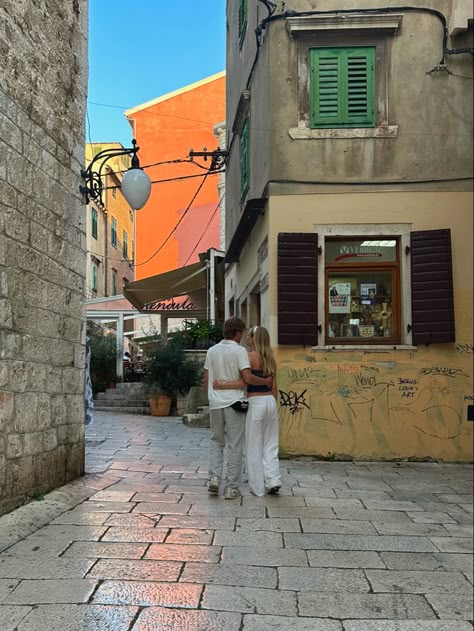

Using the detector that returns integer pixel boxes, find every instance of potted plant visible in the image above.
[144,336,203,416]
[172,319,223,349]
[86,321,117,395]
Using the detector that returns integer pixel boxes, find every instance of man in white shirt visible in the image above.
[204,317,272,499]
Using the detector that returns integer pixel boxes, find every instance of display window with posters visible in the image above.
[325,238,400,344]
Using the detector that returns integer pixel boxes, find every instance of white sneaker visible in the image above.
[207,477,220,494]
[224,487,241,500]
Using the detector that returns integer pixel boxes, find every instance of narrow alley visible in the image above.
[0,411,472,630]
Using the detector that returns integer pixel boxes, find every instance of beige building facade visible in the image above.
[225,0,473,460]
[84,145,135,300]
[0,1,88,514]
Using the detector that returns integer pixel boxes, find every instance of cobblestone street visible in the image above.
[0,411,472,630]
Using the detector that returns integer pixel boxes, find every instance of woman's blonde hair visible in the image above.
[250,326,277,376]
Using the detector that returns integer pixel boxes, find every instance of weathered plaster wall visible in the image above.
[276,346,473,461]
[268,191,473,460]
[0,1,88,514]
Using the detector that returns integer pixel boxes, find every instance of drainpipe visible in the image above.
[209,249,216,323]
[104,209,108,296]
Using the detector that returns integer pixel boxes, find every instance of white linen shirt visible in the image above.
[204,339,250,410]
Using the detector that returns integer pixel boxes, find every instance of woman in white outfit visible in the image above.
[214,325,281,496]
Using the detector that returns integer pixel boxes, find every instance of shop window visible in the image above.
[238,0,248,47]
[277,229,454,347]
[325,238,400,344]
[123,230,128,259]
[240,117,250,200]
[91,208,98,240]
[111,217,118,248]
[310,47,375,128]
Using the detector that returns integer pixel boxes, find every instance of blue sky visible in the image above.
[87,0,226,145]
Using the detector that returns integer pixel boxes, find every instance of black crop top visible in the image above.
[247,369,272,394]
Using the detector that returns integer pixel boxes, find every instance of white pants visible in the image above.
[246,395,281,496]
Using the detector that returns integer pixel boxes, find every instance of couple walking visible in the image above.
[203,317,281,499]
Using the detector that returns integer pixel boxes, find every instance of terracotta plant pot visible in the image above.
[149,394,172,417]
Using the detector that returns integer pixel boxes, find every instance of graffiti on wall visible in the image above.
[277,350,473,460]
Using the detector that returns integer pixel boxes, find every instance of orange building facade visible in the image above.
[125,72,226,280]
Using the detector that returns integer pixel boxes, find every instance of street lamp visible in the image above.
[80,139,152,210]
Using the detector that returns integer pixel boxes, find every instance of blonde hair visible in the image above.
[250,326,277,376]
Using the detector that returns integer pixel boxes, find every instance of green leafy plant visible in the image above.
[144,336,203,397]
[86,321,117,394]
[172,320,223,349]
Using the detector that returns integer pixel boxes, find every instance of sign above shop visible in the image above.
[143,297,197,312]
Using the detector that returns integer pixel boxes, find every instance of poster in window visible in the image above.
[329,282,351,314]
[361,283,377,305]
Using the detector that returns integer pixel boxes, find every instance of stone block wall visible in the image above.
[0,1,88,515]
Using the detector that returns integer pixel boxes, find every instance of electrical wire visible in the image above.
[134,172,210,268]
[183,193,225,266]
[87,100,221,127]
[102,169,224,193]
[449,72,474,80]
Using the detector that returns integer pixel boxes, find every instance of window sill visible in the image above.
[289,126,398,140]
[312,344,416,352]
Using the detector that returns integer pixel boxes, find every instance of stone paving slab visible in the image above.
[430,537,474,553]
[4,579,97,604]
[284,534,438,552]
[279,567,370,592]
[343,622,474,630]
[0,579,20,602]
[145,543,221,563]
[0,557,94,579]
[301,519,378,535]
[87,559,182,581]
[202,584,298,615]
[425,593,474,619]
[213,530,284,548]
[133,606,242,631]
[16,605,138,631]
[157,515,236,530]
[298,592,436,619]
[0,605,32,631]
[51,512,112,525]
[101,527,168,543]
[236,517,301,532]
[93,580,202,607]
[63,541,148,559]
[221,546,309,567]
[243,616,343,630]
[306,550,385,568]
[181,562,277,588]
[365,569,473,594]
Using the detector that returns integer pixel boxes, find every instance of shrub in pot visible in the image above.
[86,321,117,395]
[172,319,223,349]
[144,336,203,416]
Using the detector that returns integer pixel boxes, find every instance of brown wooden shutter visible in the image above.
[278,233,318,345]
[410,229,455,345]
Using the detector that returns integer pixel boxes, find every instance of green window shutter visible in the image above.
[311,47,375,128]
[91,208,98,240]
[240,118,249,200]
[238,0,248,47]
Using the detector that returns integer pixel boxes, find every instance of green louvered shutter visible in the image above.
[240,118,249,199]
[311,47,375,128]
[238,0,248,47]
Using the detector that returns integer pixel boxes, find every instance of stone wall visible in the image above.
[0,1,88,515]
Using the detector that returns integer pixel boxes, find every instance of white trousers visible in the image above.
[246,395,281,496]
